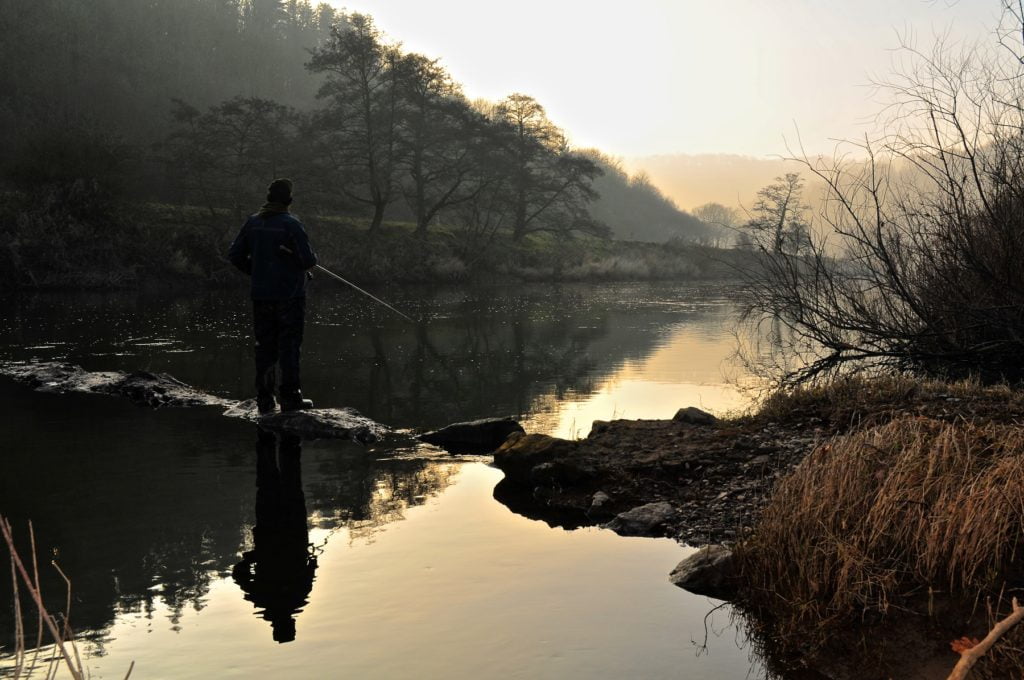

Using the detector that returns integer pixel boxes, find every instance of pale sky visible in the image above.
[330,0,999,158]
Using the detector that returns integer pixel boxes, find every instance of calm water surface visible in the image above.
[0,281,769,679]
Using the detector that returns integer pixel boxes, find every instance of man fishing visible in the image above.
[228,178,317,414]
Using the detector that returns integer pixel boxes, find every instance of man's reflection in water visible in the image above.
[232,428,317,643]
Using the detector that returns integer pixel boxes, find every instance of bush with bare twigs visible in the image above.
[740,2,1024,385]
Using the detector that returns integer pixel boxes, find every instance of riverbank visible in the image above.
[490,375,1024,678]
[0,191,752,291]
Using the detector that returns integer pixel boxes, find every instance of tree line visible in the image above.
[2,0,717,248]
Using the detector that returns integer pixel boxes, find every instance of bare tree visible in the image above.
[741,3,1024,384]
[493,94,604,241]
[745,173,809,255]
[308,13,402,233]
[395,53,485,238]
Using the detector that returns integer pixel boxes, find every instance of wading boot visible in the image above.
[280,391,313,412]
[256,393,276,416]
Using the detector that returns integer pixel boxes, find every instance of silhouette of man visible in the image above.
[228,178,317,414]
[232,428,317,643]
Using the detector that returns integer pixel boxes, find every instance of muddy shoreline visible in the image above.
[490,413,820,545]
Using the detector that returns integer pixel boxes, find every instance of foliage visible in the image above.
[2,1,722,287]
[165,97,300,219]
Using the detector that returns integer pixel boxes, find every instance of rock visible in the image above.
[587,491,614,520]
[530,459,596,485]
[673,406,717,426]
[418,417,525,453]
[669,545,736,600]
[2,361,390,444]
[0,361,229,408]
[118,371,224,408]
[223,401,386,444]
[492,433,577,483]
[604,501,679,537]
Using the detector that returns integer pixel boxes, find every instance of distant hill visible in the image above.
[583,152,719,243]
[626,153,804,212]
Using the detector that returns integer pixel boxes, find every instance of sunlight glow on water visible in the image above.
[526,317,756,439]
[73,465,762,680]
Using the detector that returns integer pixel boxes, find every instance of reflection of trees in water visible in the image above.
[1,282,738,657]
[351,303,610,428]
[0,416,460,658]
[304,449,459,542]
[337,284,738,430]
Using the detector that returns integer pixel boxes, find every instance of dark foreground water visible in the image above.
[0,281,768,679]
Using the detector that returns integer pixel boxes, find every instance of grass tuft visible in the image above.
[735,415,1024,666]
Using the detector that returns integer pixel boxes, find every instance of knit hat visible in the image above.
[266,178,293,205]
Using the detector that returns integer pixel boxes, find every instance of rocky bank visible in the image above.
[489,408,821,545]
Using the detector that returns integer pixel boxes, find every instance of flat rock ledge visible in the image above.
[1,361,388,444]
[669,545,736,600]
[418,417,525,453]
[223,400,387,444]
[0,361,231,408]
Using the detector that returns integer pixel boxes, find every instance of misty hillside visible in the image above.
[585,153,716,243]
[1,0,709,247]
[628,154,805,212]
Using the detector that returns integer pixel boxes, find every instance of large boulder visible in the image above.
[669,545,736,600]
[492,432,577,483]
[604,501,680,537]
[673,406,718,426]
[418,417,525,453]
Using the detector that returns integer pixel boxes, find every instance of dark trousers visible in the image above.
[253,297,306,398]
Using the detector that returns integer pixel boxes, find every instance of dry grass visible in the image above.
[753,374,1024,431]
[735,416,1024,654]
[3,516,133,680]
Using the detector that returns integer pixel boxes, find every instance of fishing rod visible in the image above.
[280,245,416,324]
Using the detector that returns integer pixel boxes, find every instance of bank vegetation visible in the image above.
[732,3,1024,675]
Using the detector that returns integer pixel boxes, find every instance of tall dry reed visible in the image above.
[736,416,1024,643]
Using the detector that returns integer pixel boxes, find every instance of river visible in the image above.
[0,281,772,679]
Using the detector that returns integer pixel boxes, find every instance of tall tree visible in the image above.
[493,94,604,241]
[396,53,486,237]
[746,173,809,254]
[166,96,296,219]
[308,13,402,233]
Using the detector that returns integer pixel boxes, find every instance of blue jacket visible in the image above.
[228,211,318,300]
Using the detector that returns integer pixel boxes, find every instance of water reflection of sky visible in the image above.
[528,315,756,439]
[0,283,769,679]
[80,466,764,680]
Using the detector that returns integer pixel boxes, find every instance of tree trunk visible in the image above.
[369,200,385,233]
[513,189,527,241]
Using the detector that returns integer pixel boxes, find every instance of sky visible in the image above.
[328,0,1000,159]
